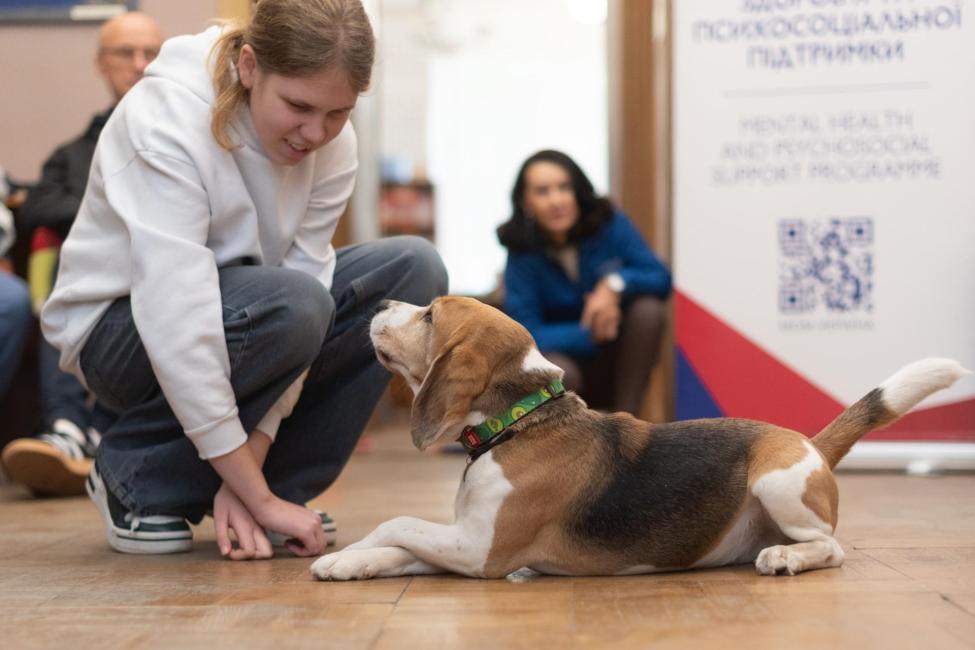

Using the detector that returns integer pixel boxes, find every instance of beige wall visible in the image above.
[0,1,221,181]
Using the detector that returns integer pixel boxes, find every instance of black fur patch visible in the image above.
[855,388,892,428]
[567,418,760,568]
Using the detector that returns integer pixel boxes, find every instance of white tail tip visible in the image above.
[879,358,971,415]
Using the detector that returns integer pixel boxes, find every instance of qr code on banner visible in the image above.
[778,217,874,314]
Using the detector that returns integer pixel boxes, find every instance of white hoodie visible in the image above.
[41,26,358,459]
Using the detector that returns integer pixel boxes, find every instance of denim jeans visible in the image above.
[0,271,31,399]
[39,336,92,431]
[0,272,31,399]
[79,236,447,521]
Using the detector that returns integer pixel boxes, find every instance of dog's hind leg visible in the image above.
[751,439,845,576]
[755,537,844,575]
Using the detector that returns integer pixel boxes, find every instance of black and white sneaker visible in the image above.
[86,465,193,554]
[1,419,97,496]
[266,511,337,548]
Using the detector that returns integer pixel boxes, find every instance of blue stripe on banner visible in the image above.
[675,346,724,421]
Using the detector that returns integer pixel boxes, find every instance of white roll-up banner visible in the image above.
[672,0,974,467]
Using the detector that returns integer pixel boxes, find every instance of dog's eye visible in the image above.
[423,309,433,323]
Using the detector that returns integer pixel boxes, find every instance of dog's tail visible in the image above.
[811,358,970,469]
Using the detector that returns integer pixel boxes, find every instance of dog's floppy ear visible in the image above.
[410,343,489,451]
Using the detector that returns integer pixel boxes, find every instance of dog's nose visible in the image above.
[376,300,392,313]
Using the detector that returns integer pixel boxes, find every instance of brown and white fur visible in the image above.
[311,297,969,580]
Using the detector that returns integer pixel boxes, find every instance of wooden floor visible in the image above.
[1,425,974,650]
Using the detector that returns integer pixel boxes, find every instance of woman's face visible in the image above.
[238,45,357,166]
[522,161,579,244]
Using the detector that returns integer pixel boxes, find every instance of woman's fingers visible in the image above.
[286,540,315,557]
[214,507,232,557]
[283,502,326,555]
[593,310,620,343]
[580,296,596,329]
[312,519,326,552]
[580,309,593,330]
[251,498,326,556]
[227,513,257,560]
[253,528,274,559]
[284,539,308,556]
[224,519,275,561]
[213,483,276,560]
[292,510,325,556]
[603,312,620,341]
[292,516,324,556]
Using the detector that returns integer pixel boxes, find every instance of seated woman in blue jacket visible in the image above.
[497,150,671,415]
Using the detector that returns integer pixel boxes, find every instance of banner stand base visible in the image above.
[837,442,975,473]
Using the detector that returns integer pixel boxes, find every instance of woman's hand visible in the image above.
[591,305,621,343]
[250,497,326,557]
[208,432,323,557]
[213,483,274,560]
[581,282,622,344]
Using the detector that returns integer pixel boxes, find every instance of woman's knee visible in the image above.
[224,267,334,368]
[277,272,335,358]
[623,296,667,334]
[385,236,449,304]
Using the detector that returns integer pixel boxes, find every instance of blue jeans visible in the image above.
[39,254,106,433]
[0,272,31,399]
[79,237,447,521]
[39,336,92,431]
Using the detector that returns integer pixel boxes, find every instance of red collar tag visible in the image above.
[462,427,481,448]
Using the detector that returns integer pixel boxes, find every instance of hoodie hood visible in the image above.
[143,25,224,107]
[140,25,263,153]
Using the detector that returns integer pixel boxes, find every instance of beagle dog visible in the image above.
[311,296,968,580]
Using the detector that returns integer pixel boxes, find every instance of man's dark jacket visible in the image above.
[19,108,112,239]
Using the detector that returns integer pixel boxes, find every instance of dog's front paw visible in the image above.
[311,549,382,581]
[755,545,801,576]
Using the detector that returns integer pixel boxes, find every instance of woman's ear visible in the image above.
[409,345,488,451]
[237,43,258,90]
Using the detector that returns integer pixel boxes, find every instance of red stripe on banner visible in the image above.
[867,398,975,441]
[674,290,975,441]
[675,291,842,434]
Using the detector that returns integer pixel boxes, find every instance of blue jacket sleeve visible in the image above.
[503,254,595,357]
[610,212,672,298]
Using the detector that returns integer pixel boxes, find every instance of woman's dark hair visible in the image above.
[496,149,614,252]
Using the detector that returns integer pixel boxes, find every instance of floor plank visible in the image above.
[1,425,973,649]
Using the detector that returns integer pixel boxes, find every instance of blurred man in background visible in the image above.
[2,12,164,496]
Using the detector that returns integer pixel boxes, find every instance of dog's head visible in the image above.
[370,296,564,450]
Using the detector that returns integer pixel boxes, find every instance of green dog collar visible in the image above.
[460,380,566,454]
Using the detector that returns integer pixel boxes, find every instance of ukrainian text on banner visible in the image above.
[672,0,975,443]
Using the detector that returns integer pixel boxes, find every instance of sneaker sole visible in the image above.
[86,474,193,555]
[2,440,91,497]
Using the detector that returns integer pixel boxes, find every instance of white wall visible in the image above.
[349,0,384,243]
[381,0,608,296]
[378,1,430,179]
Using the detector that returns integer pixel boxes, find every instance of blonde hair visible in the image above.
[210,0,375,150]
